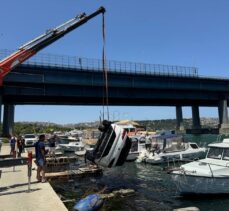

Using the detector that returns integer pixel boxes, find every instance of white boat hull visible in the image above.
[171,173,229,194]
[126,152,139,161]
[58,142,85,152]
[146,151,204,164]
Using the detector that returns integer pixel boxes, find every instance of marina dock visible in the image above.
[46,156,78,167]
[46,166,102,180]
[0,145,68,211]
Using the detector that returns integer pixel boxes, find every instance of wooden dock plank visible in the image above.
[46,166,102,180]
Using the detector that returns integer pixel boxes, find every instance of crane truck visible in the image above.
[0,7,105,86]
[0,7,132,168]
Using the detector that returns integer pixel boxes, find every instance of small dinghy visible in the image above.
[73,194,103,211]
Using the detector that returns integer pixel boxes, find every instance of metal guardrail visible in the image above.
[0,157,28,167]
[0,49,198,77]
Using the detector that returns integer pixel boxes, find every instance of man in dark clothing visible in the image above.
[34,134,46,182]
[17,136,23,157]
[21,137,25,153]
[48,135,57,157]
[10,136,16,155]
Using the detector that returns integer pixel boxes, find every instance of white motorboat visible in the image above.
[58,142,85,153]
[75,145,95,156]
[126,136,146,161]
[145,142,206,164]
[170,138,229,195]
[136,134,206,164]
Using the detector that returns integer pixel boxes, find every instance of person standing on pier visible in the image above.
[9,135,16,155]
[17,136,23,157]
[34,134,47,182]
[48,134,57,157]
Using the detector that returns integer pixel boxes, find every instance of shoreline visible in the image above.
[0,145,67,211]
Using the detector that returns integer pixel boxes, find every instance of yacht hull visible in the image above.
[146,151,204,164]
[171,173,229,195]
[126,152,139,161]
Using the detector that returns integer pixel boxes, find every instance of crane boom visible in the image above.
[0,6,105,86]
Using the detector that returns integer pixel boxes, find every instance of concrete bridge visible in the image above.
[1,50,229,135]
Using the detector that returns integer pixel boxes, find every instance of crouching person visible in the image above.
[34,134,47,183]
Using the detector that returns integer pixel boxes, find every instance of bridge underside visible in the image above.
[2,64,228,106]
[2,90,220,106]
[1,64,229,136]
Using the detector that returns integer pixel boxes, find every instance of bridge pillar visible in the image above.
[192,106,201,130]
[2,104,15,137]
[218,100,229,134]
[176,106,184,132]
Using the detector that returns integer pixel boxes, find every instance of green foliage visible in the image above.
[136,118,217,131]
[2,137,9,143]
[13,122,72,136]
[8,118,217,137]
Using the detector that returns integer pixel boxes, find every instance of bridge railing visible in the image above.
[0,49,198,77]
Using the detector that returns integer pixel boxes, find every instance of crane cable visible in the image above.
[102,12,109,121]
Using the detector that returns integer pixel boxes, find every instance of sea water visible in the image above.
[51,134,229,211]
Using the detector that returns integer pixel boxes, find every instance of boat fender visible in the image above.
[73,194,104,211]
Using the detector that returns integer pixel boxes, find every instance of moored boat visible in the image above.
[145,142,206,164]
[126,136,146,161]
[58,142,85,153]
[136,134,206,164]
[170,138,229,195]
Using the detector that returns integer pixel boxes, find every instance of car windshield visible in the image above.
[24,135,36,138]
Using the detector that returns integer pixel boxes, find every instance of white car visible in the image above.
[24,134,38,146]
[86,121,131,168]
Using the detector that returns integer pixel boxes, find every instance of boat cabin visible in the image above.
[119,124,137,137]
[206,138,229,161]
[150,134,185,151]
[129,136,146,153]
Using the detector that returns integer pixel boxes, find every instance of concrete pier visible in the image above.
[176,106,184,132]
[2,104,15,137]
[0,145,67,211]
[218,100,229,134]
[192,106,201,130]
[186,106,202,134]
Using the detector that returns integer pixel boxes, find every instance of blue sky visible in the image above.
[1,0,229,123]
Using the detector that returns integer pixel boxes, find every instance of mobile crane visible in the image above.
[0,6,105,86]
[0,6,132,168]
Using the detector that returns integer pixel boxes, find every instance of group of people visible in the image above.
[9,135,25,157]
[9,133,58,183]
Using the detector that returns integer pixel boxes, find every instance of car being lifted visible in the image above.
[86,120,132,168]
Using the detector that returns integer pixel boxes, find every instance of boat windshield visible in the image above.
[190,143,199,149]
[207,147,223,159]
[223,148,229,161]
[130,138,138,152]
